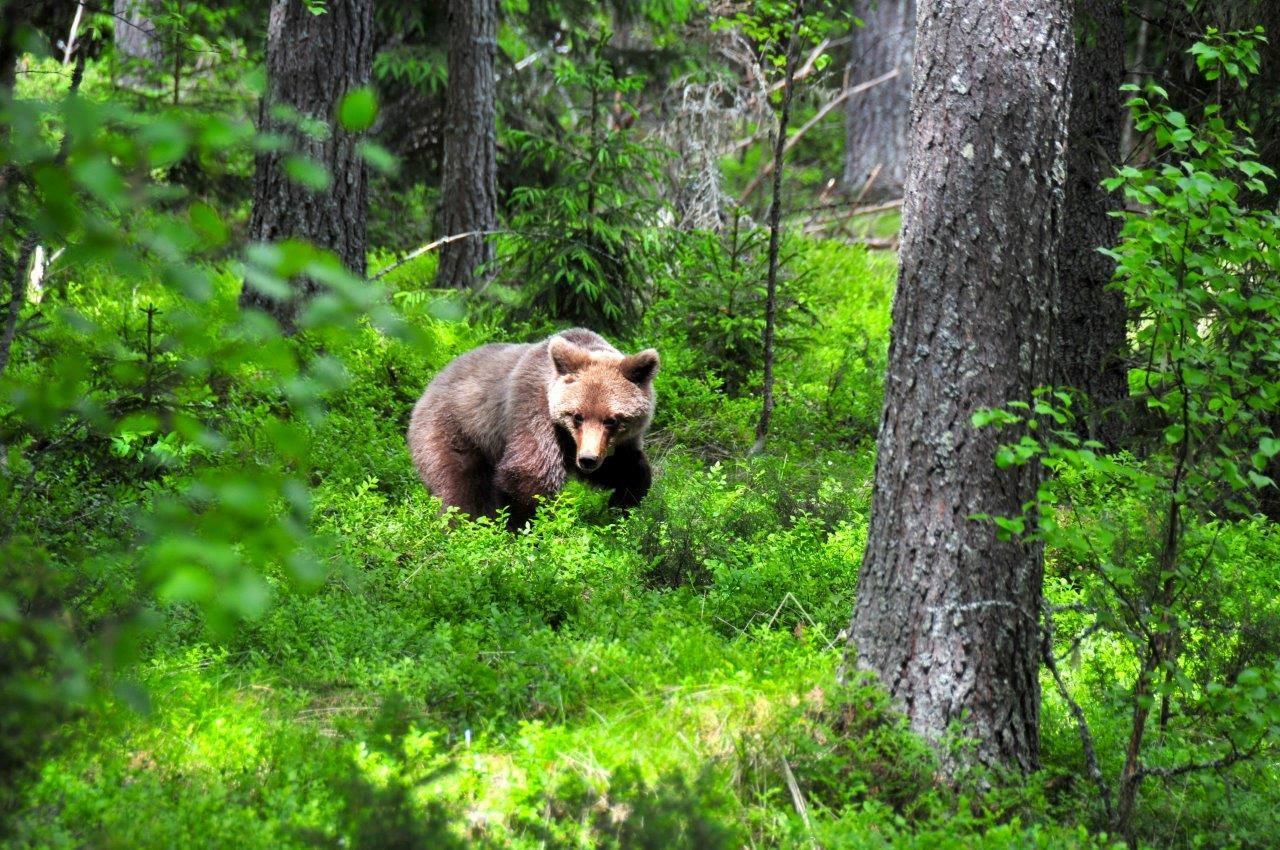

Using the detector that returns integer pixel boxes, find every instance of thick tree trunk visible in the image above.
[845,0,1073,774]
[1057,0,1128,444]
[113,0,164,90]
[842,0,915,200]
[240,0,374,330]
[434,0,498,290]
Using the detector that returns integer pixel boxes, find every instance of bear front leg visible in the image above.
[592,444,652,510]
[494,428,567,530]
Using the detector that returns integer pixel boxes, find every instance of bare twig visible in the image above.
[789,68,897,151]
[739,69,900,202]
[765,35,851,95]
[848,164,884,209]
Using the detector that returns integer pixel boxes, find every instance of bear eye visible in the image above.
[572,413,584,426]
[603,417,618,429]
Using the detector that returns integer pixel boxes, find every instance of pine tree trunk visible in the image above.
[1057,0,1127,444]
[434,0,498,290]
[844,0,1073,775]
[240,0,374,330]
[842,0,915,200]
[113,0,164,90]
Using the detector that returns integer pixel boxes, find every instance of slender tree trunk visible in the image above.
[842,0,915,200]
[113,0,164,90]
[1057,0,1128,445]
[240,0,374,330]
[844,0,1073,774]
[752,3,804,455]
[434,0,498,290]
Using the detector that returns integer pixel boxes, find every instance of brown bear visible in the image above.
[407,328,659,529]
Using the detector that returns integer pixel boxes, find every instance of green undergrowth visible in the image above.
[3,235,1264,848]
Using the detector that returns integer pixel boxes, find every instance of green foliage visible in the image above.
[104,0,260,108]
[647,213,809,397]
[0,19,415,800]
[497,37,671,333]
[715,1,847,74]
[5,8,1279,850]
[974,30,1280,845]
[645,236,891,456]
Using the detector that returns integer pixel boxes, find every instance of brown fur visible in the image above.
[407,328,659,528]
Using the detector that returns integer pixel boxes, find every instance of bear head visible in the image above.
[546,336,659,473]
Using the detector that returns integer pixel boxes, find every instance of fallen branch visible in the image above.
[800,198,904,241]
[802,196,903,221]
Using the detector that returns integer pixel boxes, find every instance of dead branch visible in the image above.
[765,35,851,95]
[739,69,900,202]
[1042,605,1115,822]
[370,229,508,280]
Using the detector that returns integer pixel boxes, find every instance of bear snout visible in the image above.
[577,454,601,472]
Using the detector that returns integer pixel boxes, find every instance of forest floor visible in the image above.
[5,237,1274,849]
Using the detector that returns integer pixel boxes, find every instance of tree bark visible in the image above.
[844,0,1073,775]
[1057,0,1128,445]
[434,0,498,290]
[113,0,164,90]
[1,2,28,103]
[240,0,374,330]
[842,0,915,200]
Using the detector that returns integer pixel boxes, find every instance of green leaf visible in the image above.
[337,87,378,132]
[1247,471,1275,490]
[284,155,330,190]
[188,201,228,248]
[356,140,398,175]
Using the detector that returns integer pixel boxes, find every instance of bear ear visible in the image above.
[620,349,660,385]
[549,336,591,376]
